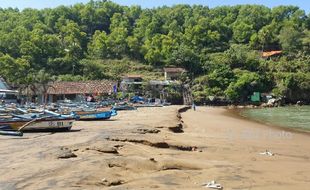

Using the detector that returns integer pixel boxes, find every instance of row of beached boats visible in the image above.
[0,99,169,136]
[0,103,119,136]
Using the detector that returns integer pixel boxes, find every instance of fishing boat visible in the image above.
[0,109,75,132]
[0,117,75,132]
[112,105,137,111]
[72,109,117,121]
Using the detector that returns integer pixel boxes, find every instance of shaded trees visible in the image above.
[0,1,308,103]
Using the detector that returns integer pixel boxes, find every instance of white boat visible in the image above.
[0,117,74,132]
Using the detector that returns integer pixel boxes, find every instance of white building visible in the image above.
[0,77,18,103]
[164,67,186,81]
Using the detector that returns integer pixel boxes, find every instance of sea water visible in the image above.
[240,106,310,131]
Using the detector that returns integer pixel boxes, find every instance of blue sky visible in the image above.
[0,0,309,13]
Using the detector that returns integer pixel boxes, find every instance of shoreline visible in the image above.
[224,106,310,135]
[181,106,310,190]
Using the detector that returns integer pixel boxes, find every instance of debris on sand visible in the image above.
[259,150,274,156]
[99,178,125,186]
[203,180,223,189]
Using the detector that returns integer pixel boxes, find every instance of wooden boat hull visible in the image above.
[0,118,74,132]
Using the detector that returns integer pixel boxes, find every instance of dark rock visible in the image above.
[178,106,191,113]
[150,158,157,162]
[168,123,184,133]
[133,128,160,134]
[57,150,77,159]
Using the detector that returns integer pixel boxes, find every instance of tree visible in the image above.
[35,70,55,104]
[0,2,309,103]
[232,22,255,43]
[142,34,167,65]
[106,13,129,58]
[224,44,260,71]
[278,25,302,53]
[184,17,221,52]
[256,23,278,51]
[225,71,261,102]
[301,30,310,53]
[59,19,87,59]
[87,30,109,58]
[273,72,310,102]
[0,55,29,84]
[168,44,201,74]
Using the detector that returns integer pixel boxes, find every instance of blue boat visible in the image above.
[112,105,137,111]
[72,109,117,121]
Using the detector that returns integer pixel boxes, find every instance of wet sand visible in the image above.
[0,106,309,190]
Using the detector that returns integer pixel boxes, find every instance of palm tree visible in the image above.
[18,70,55,105]
[35,70,55,105]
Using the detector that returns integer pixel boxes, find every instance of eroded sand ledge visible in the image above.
[0,106,309,190]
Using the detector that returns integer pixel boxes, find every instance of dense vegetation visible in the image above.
[0,0,309,103]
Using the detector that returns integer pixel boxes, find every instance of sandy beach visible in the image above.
[0,106,309,190]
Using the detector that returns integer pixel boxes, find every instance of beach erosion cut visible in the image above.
[0,106,309,190]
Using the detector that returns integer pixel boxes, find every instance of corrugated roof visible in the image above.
[47,80,117,95]
[122,75,142,79]
[262,51,282,58]
[163,67,186,73]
